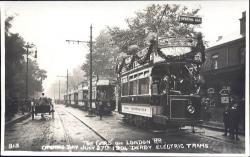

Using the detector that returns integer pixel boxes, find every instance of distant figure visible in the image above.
[203,98,211,121]
[40,93,46,120]
[222,104,230,136]
[229,96,240,140]
[239,97,245,130]
[31,98,35,113]
[98,100,104,120]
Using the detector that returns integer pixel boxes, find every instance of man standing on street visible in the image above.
[40,93,46,120]
[229,96,240,140]
[222,103,230,136]
[99,102,104,120]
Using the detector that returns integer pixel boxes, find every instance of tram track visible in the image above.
[58,106,244,153]
[56,111,73,152]
[65,110,121,152]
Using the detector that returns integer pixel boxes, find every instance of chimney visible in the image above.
[239,11,246,36]
[216,36,223,42]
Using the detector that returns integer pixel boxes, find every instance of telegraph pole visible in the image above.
[25,43,36,100]
[24,43,36,114]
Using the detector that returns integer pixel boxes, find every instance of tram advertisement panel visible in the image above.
[122,104,152,117]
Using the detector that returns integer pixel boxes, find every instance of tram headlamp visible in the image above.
[187,105,195,114]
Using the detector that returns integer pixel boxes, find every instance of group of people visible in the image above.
[223,96,241,140]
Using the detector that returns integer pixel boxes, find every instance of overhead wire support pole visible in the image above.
[57,69,70,105]
[67,69,68,105]
[65,24,95,117]
[59,80,60,102]
[89,24,93,116]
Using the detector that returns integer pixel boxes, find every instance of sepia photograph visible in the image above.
[1,1,249,156]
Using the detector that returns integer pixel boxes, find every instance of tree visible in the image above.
[28,60,47,95]
[68,65,86,90]
[5,15,47,116]
[81,29,118,79]
[81,4,201,79]
[5,16,26,99]
[108,4,201,53]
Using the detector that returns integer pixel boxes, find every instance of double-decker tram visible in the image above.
[77,82,89,110]
[68,89,76,106]
[116,33,205,130]
[91,76,116,115]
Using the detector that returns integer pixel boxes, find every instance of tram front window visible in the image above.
[152,64,195,95]
[97,86,115,101]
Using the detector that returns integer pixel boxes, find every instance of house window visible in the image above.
[239,47,245,64]
[211,54,219,69]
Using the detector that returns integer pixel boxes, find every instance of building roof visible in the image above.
[208,31,245,48]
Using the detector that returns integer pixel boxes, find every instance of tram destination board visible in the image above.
[179,16,202,24]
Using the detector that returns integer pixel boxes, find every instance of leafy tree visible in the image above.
[81,29,118,79]
[5,16,26,99]
[108,4,201,53]
[5,15,47,116]
[68,65,86,90]
[28,60,47,95]
[81,4,201,79]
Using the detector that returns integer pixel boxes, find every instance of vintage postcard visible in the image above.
[1,1,249,156]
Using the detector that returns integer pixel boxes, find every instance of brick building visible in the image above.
[201,11,246,126]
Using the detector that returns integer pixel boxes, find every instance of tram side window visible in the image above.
[129,80,138,95]
[152,83,159,95]
[78,91,83,100]
[83,91,88,99]
[122,82,129,96]
[138,78,149,94]
[93,91,96,99]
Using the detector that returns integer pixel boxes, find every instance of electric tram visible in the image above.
[116,33,205,130]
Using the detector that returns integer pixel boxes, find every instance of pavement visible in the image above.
[198,121,245,135]
[5,112,31,127]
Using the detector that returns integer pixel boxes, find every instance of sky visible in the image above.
[1,1,248,97]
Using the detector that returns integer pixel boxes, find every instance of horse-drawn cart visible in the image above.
[31,98,55,120]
